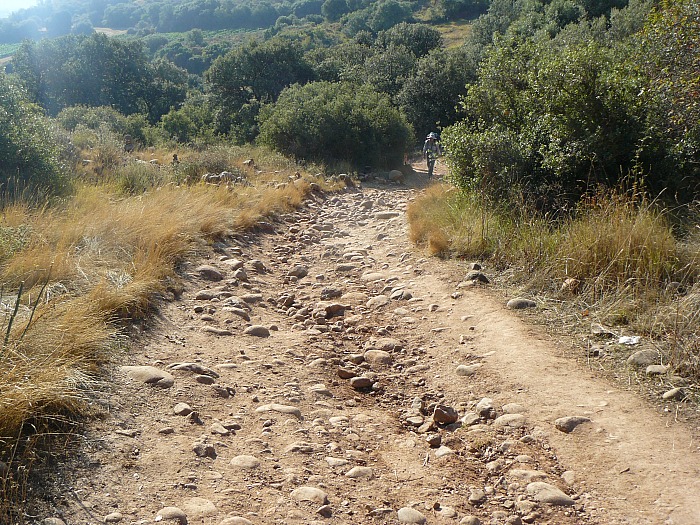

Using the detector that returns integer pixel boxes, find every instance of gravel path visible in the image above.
[45,178,700,525]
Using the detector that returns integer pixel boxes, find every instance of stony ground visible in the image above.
[41,169,700,525]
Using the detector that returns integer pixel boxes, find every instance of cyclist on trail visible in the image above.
[422,132,442,179]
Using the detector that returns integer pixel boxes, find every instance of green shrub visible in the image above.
[258,81,414,168]
[0,75,68,201]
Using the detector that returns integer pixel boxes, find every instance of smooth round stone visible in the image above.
[460,516,481,525]
[244,325,270,337]
[494,414,526,428]
[364,350,393,365]
[104,512,123,523]
[662,387,685,400]
[290,486,329,505]
[195,374,216,385]
[155,507,187,524]
[182,498,217,519]
[345,466,373,479]
[397,507,427,524]
[230,455,260,469]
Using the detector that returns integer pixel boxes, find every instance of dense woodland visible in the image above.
[0,0,698,210]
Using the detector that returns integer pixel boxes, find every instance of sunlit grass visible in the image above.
[408,183,699,376]
[0,143,338,520]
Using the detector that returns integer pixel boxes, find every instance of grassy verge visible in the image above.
[0,143,342,520]
[408,183,700,388]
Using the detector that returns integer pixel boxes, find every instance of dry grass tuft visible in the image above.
[0,144,335,520]
[407,183,700,378]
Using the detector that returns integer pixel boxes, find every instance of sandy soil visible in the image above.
[42,164,700,525]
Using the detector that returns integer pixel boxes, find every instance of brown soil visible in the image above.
[42,165,700,525]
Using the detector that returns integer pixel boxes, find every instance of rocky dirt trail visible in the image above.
[46,171,700,525]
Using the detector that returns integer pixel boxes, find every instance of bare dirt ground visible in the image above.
[42,161,700,525]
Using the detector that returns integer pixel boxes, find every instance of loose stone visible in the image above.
[317,504,333,518]
[350,376,373,390]
[397,507,427,524]
[662,387,685,401]
[475,398,496,419]
[626,349,660,367]
[255,404,302,419]
[456,364,482,376]
[364,350,393,365]
[290,486,329,505]
[173,403,194,416]
[219,517,253,525]
[469,488,486,505]
[506,298,536,309]
[230,455,260,469]
[345,466,373,479]
[494,414,526,428]
[181,498,218,519]
[120,365,175,388]
[554,416,591,433]
[196,265,224,281]
[155,507,188,525]
[244,325,270,337]
[526,482,575,506]
[104,512,123,523]
[432,404,459,424]
[646,364,668,375]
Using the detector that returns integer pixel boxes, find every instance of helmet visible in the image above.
[427,132,439,140]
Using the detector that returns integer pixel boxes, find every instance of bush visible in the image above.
[0,75,68,201]
[257,81,414,168]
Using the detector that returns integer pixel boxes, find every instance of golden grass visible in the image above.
[0,145,332,514]
[407,183,699,376]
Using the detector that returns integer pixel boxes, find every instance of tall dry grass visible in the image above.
[408,183,699,378]
[0,144,336,521]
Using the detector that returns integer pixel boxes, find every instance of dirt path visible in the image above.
[47,172,700,525]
